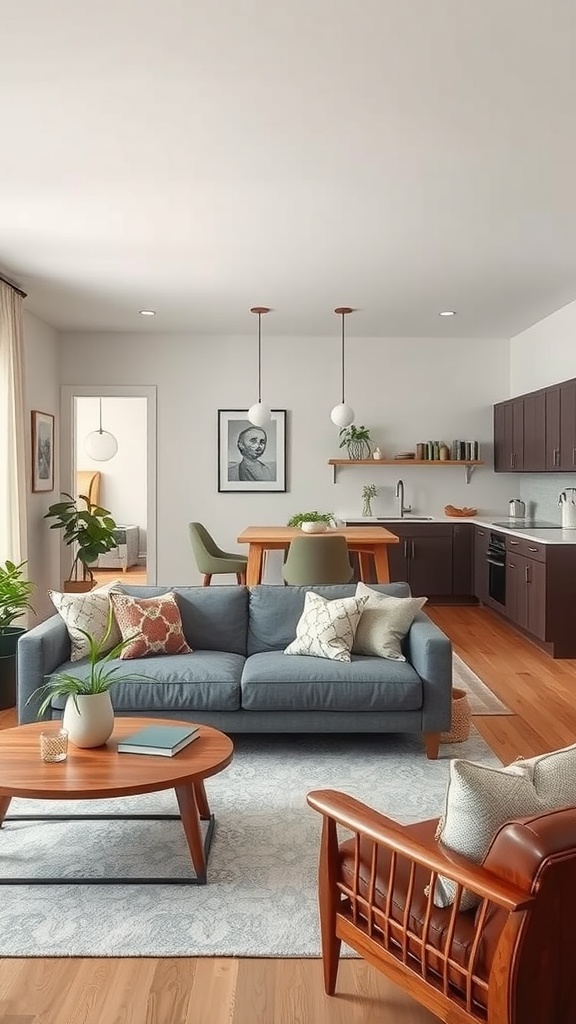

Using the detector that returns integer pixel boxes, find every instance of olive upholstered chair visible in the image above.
[282,534,354,585]
[188,522,248,586]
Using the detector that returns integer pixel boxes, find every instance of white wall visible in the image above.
[510,300,576,516]
[23,311,62,620]
[75,396,147,554]
[59,330,513,585]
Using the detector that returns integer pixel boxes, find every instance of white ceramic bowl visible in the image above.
[300,521,328,533]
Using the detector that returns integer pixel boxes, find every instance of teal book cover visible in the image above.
[119,724,198,750]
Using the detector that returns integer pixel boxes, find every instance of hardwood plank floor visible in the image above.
[2,604,575,1023]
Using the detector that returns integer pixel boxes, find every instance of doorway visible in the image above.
[60,385,157,585]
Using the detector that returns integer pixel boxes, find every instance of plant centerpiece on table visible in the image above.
[287,510,336,533]
[27,613,141,748]
[361,484,378,518]
[0,559,36,710]
[44,492,119,592]
[338,424,374,460]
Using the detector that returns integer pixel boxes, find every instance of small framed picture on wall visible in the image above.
[31,410,55,492]
[218,410,287,492]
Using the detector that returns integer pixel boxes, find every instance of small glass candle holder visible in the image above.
[40,728,68,763]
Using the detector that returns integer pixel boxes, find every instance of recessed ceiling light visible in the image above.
[139,309,156,316]
[438,310,457,317]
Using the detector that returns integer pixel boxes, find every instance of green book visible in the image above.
[117,724,200,757]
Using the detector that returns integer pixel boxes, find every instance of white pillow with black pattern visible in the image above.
[284,591,368,662]
[49,581,122,661]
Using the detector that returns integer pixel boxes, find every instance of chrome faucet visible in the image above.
[395,479,412,518]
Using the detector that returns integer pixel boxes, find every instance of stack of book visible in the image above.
[118,723,200,757]
[450,440,480,460]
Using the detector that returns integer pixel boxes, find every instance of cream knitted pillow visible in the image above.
[284,592,367,662]
[435,743,576,908]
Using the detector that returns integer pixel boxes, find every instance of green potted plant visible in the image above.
[287,510,336,533]
[27,613,140,747]
[44,492,119,592]
[338,424,374,460]
[361,483,378,517]
[0,559,36,711]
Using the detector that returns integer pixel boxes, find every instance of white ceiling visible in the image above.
[2,0,576,337]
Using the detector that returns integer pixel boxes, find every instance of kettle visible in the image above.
[509,498,526,519]
[559,488,576,529]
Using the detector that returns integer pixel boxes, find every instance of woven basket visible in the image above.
[440,687,471,743]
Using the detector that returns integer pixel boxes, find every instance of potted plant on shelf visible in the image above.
[287,511,337,533]
[27,612,141,747]
[44,492,119,592]
[338,424,374,460]
[0,559,36,711]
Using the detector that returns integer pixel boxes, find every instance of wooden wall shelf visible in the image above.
[327,459,485,483]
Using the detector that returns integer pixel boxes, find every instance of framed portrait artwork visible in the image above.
[218,410,287,492]
[31,410,55,492]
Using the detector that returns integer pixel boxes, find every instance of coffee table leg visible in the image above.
[0,795,12,827]
[194,780,211,821]
[175,784,207,883]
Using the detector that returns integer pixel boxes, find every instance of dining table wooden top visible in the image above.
[236,525,399,586]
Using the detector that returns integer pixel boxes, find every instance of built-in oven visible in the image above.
[486,532,506,605]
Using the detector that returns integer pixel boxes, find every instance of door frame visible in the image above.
[60,384,157,584]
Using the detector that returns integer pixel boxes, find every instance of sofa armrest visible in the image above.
[404,612,452,732]
[17,615,70,723]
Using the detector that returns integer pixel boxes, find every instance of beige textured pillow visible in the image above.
[435,743,576,908]
[284,592,368,662]
[352,582,427,660]
[49,582,122,661]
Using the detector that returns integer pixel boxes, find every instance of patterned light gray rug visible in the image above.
[0,731,500,957]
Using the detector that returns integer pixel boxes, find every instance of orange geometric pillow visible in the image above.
[109,592,193,659]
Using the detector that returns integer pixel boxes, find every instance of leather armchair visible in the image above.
[307,789,576,1023]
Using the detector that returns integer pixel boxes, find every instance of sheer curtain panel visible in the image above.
[0,281,27,563]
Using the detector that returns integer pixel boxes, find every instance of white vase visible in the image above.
[63,691,115,748]
[300,521,328,533]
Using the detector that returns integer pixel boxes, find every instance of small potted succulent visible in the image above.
[0,559,36,710]
[338,424,374,460]
[287,511,336,533]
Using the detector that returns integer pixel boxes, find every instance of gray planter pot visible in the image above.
[0,626,25,711]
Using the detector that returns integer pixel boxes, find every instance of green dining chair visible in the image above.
[282,534,354,586]
[188,522,248,586]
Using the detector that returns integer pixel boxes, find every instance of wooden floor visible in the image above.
[1,604,576,1024]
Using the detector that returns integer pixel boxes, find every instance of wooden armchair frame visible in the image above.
[307,788,574,1024]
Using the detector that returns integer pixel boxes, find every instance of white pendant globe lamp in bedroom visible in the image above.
[330,306,355,428]
[84,397,118,461]
[247,306,272,427]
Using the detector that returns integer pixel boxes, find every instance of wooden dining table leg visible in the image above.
[357,551,373,582]
[175,783,207,881]
[0,795,12,827]
[372,545,391,584]
[246,543,265,586]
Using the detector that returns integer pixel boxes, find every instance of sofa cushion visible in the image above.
[48,651,244,712]
[110,592,193,659]
[241,651,423,711]
[284,592,368,662]
[248,583,412,656]
[117,585,248,656]
[353,583,428,661]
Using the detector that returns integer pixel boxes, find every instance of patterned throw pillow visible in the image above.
[435,743,576,908]
[352,582,427,660]
[49,582,122,661]
[284,592,368,662]
[109,592,193,659]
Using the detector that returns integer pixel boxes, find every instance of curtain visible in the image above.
[0,281,27,563]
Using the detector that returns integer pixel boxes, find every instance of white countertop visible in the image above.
[340,515,576,544]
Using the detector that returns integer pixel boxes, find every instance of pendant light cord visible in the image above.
[257,312,262,403]
[340,312,345,403]
[98,397,103,435]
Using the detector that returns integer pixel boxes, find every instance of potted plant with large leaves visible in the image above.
[0,559,36,710]
[44,492,119,592]
[27,612,142,747]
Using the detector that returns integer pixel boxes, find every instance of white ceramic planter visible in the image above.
[300,521,328,533]
[62,691,115,748]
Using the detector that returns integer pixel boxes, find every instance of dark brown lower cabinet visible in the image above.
[381,525,454,599]
[505,553,546,640]
[473,526,490,602]
[501,536,576,656]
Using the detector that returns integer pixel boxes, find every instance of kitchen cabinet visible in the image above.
[494,375,576,474]
[505,545,546,640]
[559,379,576,470]
[494,398,524,471]
[473,526,490,601]
[522,391,546,472]
[452,522,474,597]
[375,524,454,598]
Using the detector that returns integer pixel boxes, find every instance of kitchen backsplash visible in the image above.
[519,474,576,521]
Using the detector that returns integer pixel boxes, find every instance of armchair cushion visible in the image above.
[436,742,576,908]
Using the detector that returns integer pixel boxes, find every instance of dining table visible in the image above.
[236,525,400,586]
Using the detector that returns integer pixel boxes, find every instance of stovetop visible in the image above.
[491,520,561,530]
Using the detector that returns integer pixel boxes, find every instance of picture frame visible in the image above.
[31,410,55,492]
[218,410,287,492]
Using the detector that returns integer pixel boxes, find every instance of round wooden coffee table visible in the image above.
[0,718,234,885]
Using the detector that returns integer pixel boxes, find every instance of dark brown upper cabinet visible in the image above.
[559,379,576,470]
[494,376,576,473]
[494,397,524,471]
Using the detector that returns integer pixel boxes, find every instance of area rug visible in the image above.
[453,653,512,714]
[0,731,500,958]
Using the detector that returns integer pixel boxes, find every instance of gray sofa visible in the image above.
[17,583,452,758]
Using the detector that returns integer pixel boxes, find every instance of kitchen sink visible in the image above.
[376,516,435,522]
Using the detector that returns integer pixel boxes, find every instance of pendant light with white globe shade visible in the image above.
[84,397,119,462]
[247,306,272,427]
[330,306,355,428]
